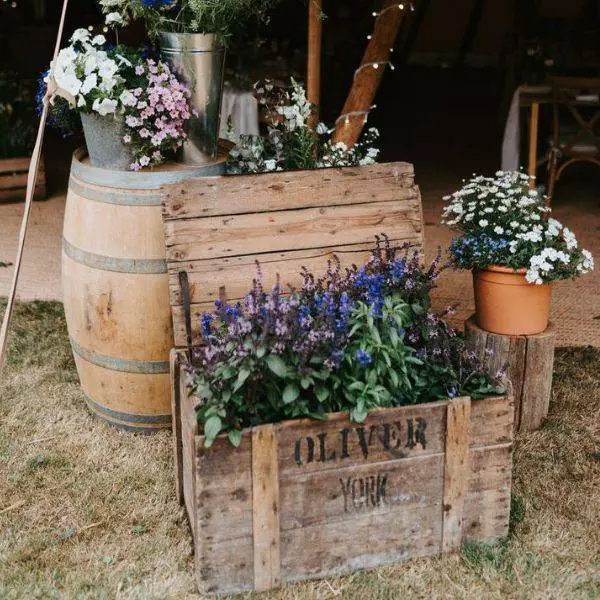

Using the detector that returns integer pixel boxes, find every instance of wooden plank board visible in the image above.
[170,349,184,505]
[164,199,423,263]
[277,402,447,478]
[252,425,281,591]
[162,162,416,220]
[167,242,392,306]
[442,397,471,553]
[0,157,35,172]
[463,444,512,542]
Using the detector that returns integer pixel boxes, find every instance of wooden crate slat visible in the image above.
[442,397,471,553]
[463,444,512,541]
[162,162,416,220]
[280,502,442,582]
[252,425,281,591]
[0,157,46,202]
[279,453,444,531]
[164,199,423,263]
[0,157,33,173]
[276,402,447,478]
[167,241,401,306]
[468,396,514,447]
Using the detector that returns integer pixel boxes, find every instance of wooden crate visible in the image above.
[171,350,514,596]
[161,162,424,348]
[0,157,46,202]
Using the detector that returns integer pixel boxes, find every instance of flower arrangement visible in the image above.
[187,237,504,447]
[227,78,380,174]
[442,171,593,284]
[99,0,281,38]
[43,28,194,170]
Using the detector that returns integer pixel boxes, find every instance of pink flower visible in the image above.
[139,128,150,138]
[135,65,145,75]
[139,156,150,167]
[130,162,141,171]
[122,134,132,144]
[134,88,143,97]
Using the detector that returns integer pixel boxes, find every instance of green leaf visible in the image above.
[204,415,222,441]
[315,386,329,402]
[256,345,266,359]
[411,303,425,316]
[228,429,242,447]
[266,354,289,378]
[300,377,311,390]
[283,383,300,404]
[233,368,251,392]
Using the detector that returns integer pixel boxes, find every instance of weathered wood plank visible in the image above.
[252,425,281,592]
[0,157,33,172]
[167,242,397,306]
[162,162,416,220]
[463,443,512,542]
[280,504,441,582]
[279,453,444,531]
[520,333,555,431]
[277,402,448,478]
[164,199,423,263]
[170,349,184,505]
[469,395,514,448]
[442,397,471,553]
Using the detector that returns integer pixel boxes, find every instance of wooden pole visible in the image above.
[332,1,407,147]
[0,0,70,373]
[307,0,323,126]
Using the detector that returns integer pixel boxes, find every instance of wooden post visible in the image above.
[332,1,407,147]
[465,316,555,432]
[252,424,281,592]
[307,0,323,126]
[442,397,471,553]
[528,102,540,190]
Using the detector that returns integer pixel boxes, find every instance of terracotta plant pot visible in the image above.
[473,265,552,335]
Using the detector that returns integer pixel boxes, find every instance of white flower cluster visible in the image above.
[47,28,126,116]
[98,0,130,27]
[524,220,594,284]
[227,79,380,175]
[442,170,546,231]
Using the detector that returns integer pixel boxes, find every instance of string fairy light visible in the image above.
[353,60,395,79]
[372,3,408,19]
[335,105,378,127]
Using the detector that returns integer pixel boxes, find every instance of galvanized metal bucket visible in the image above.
[159,32,226,164]
[80,112,133,171]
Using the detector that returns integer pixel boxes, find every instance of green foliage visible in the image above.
[100,0,281,39]
[0,73,36,159]
[331,297,421,423]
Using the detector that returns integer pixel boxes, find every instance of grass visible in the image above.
[1,300,599,599]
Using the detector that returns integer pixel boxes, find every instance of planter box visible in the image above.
[0,157,46,202]
[171,350,514,596]
[161,162,424,348]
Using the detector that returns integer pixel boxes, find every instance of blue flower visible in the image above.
[355,349,373,368]
[200,313,213,339]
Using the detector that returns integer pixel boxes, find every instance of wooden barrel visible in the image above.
[62,148,226,432]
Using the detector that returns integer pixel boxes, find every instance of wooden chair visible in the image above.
[547,76,600,203]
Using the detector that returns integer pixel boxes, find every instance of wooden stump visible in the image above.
[465,316,555,433]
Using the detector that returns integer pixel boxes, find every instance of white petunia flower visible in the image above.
[92,97,118,116]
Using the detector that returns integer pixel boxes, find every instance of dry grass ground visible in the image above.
[1,300,599,599]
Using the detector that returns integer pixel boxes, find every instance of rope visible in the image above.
[0,0,70,372]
